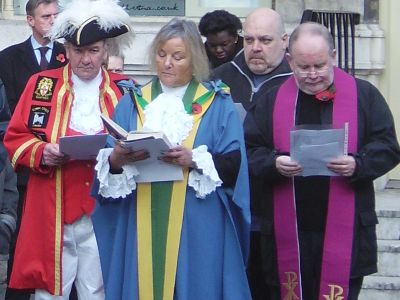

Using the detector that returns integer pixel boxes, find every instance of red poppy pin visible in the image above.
[192,103,202,114]
[56,53,66,63]
[315,84,336,102]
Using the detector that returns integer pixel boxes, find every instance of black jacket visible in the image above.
[244,77,400,280]
[0,144,18,255]
[0,78,10,139]
[0,38,67,113]
[212,50,292,111]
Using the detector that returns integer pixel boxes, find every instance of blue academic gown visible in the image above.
[92,80,251,300]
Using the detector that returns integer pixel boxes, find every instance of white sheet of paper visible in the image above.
[59,134,108,160]
[291,128,345,176]
[123,138,183,183]
[134,159,183,183]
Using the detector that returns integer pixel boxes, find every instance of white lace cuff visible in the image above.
[95,148,139,199]
[188,145,222,199]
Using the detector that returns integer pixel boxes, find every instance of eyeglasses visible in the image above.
[294,67,330,78]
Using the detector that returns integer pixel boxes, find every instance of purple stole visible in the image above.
[273,67,358,300]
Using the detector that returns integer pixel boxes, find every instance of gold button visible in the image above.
[85,182,90,186]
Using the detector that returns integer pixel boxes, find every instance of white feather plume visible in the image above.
[49,0,134,51]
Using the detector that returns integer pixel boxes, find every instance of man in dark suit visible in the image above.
[0,0,67,113]
[0,1,67,299]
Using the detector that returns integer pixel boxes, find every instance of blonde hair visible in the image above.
[149,18,210,82]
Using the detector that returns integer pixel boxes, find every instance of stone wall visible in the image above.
[0,0,385,86]
[276,0,365,24]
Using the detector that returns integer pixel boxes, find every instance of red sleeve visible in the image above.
[4,74,51,174]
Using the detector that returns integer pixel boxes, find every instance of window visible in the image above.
[188,0,271,17]
[56,0,271,18]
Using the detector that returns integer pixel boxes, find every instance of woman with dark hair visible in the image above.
[199,10,243,68]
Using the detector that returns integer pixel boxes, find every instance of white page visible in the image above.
[123,138,183,182]
[59,134,108,160]
[297,142,341,176]
[290,128,345,176]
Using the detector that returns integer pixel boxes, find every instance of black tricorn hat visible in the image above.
[49,0,134,48]
[63,17,130,47]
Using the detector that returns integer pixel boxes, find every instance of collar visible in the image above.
[160,82,189,99]
[71,69,102,87]
[30,35,54,50]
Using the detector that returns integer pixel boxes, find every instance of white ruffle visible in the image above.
[160,82,187,99]
[95,148,139,198]
[142,93,193,145]
[69,71,104,135]
[189,145,222,199]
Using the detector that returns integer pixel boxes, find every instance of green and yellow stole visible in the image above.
[133,79,216,300]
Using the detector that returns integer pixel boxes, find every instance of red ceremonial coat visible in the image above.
[3,64,126,295]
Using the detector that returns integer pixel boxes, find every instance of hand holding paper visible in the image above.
[327,155,356,177]
[42,143,69,166]
[59,134,108,160]
[290,127,346,176]
[276,155,303,177]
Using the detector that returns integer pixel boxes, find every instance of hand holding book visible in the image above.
[160,145,197,169]
[101,115,183,182]
[109,142,150,172]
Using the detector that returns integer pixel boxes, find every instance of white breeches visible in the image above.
[34,215,104,300]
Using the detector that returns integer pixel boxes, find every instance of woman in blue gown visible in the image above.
[92,18,251,300]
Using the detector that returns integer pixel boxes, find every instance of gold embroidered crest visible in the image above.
[283,272,300,300]
[323,284,344,300]
[28,105,51,128]
[33,77,56,101]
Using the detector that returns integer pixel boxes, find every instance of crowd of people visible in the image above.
[0,1,399,300]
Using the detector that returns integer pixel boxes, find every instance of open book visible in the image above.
[101,115,183,182]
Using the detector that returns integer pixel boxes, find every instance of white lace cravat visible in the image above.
[69,71,103,134]
[142,92,193,145]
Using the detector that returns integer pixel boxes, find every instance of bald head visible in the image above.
[286,22,336,95]
[244,8,285,37]
[288,22,334,55]
[242,8,287,74]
